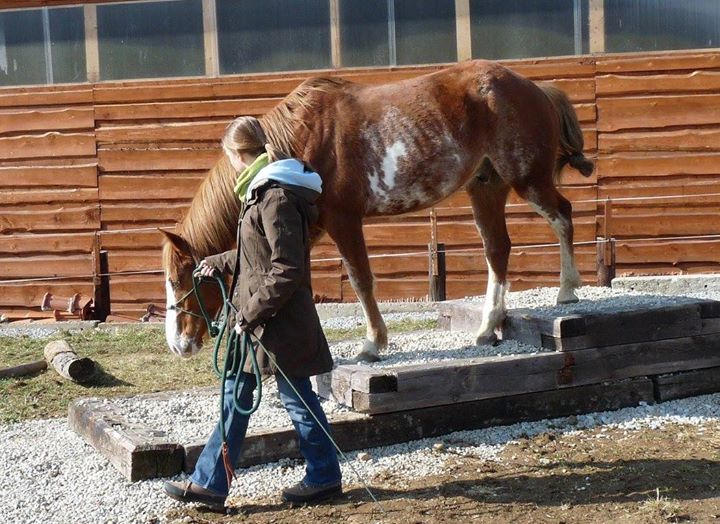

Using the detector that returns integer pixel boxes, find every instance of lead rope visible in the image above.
[190,268,385,514]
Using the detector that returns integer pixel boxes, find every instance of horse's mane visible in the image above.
[162,155,241,268]
[261,76,350,157]
[163,77,350,269]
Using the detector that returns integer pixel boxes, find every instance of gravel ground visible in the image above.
[2,284,720,524]
[2,392,719,524]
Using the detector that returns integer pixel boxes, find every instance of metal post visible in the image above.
[387,0,397,66]
[42,8,53,84]
[573,0,583,55]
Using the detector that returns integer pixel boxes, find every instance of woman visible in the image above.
[163,117,342,509]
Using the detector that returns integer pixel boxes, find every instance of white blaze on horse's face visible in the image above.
[165,275,201,358]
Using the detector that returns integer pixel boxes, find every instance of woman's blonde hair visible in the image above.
[222,116,288,162]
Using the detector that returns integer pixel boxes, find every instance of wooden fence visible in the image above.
[1,49,719,320]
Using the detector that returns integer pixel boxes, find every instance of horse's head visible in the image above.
[160,230,223,358]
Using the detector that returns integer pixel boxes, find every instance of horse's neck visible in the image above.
[180,158,241,258]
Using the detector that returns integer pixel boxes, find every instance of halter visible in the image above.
[167,270,223,336]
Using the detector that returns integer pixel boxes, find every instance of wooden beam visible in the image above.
[588,0,605,54]
[455,0,472,61]
[202,0,219,77]
[84,4,100,83]
[329,0,342,68]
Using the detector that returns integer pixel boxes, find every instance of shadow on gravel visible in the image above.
[169,458,720,523]
[355,458,720,507]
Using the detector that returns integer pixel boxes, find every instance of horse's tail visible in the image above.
[540,85,594,180]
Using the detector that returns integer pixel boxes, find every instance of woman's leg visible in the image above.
[189,372,258,495]
[276,374,342,487]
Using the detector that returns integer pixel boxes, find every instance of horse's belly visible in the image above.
[364,143,466,215]
[360,106,470,215]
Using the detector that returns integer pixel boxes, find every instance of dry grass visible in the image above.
[0,318,438,423]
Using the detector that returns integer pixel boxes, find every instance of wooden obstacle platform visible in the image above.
[69,296,720,481]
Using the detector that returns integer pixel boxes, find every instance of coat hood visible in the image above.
[245,159,322,202]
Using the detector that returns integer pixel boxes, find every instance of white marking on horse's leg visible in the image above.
[530,203,582,304]
[346,263,386,362]
[475,265,508,346]
[165,277,182,356]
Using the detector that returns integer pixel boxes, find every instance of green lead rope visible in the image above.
[191,268,263,488]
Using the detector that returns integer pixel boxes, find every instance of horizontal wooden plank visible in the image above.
[99,175,203,201]
[595,52,720,74]
[0,86,93,108]
[0,204,100,233]
[0,232,95,255]
[99,230,164,250]
[604,212,720,238]
[597,94,720,132]
[505,59,596,80]
[540,78,596,103]
[616,240,720,265]
[598,176,720,200]
[597,152,720,178]
[98,149,220,172]
[0,281,94,307]
[101,203,188,224]
[0,164,97,188]
[599,127,720,153]
[596,71,720,97]
[108,277,164,303]
[107,250,162,273]
[0,254,94,278]
[0,107,94,135]
[0,188,98,206]
[95,98,279,121]
[654,366,720,402]
[0,132,96,159]
[96,121,228,145]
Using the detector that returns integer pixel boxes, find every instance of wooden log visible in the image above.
[0,359,47,379]
[44,340,96,383]
[653,366,720,402]
[68,397,183,481]
[349,332,720,414]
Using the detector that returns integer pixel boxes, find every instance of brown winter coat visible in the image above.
[205,181,332,378]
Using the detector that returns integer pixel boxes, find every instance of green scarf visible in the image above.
[233,153,269,202]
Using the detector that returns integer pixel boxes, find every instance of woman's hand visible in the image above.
[197,259,218,278]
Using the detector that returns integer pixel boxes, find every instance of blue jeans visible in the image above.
[190,372,342,496]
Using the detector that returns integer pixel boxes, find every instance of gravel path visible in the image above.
[3,284,720,523]
[2,392,719,524]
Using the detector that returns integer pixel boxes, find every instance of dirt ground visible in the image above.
[164,421,720,524]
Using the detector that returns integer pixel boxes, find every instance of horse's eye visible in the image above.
[169,279,181,291]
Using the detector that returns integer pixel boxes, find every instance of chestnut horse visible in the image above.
[161,59,593,361]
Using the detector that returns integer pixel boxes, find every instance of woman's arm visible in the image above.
[239,190,306,330]
[203,249,238,276]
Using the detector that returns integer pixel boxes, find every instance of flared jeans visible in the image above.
[189,371,342,496]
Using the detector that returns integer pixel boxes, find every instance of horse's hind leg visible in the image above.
[324,216,386,362]
[525,185,582,304]
[466,172,512,345]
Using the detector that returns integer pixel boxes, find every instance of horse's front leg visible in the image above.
[325,217,387,362]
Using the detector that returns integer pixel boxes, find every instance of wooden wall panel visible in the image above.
[3,50,720,317]
[596,50,720,278]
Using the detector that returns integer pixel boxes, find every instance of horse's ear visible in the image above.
[158,228,193,258]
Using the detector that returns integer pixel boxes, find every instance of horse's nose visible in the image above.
[172,337,202,358]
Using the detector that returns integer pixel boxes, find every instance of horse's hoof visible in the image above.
[556,294,580,305]
[476,333,498,346]
[353,350,381,363]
